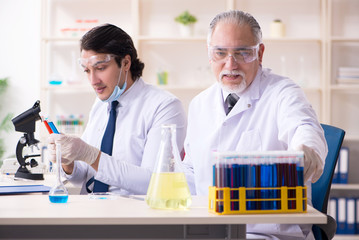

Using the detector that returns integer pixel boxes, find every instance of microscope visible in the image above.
[11,100,44,180]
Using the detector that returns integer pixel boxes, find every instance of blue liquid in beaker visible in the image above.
[49,195,68,203]
[49,80,63,85]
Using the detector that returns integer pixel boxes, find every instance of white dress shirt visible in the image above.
[182,67,327,240]
[63,78,187,195]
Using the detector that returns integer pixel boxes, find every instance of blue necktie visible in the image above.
[87,101,118,193]
[100,101,119,156]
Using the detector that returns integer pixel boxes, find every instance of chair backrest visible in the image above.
[312,124,345,214]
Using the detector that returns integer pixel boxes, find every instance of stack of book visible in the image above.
[329,147,355,235]
[328,197,359,235]
[337,67,359,84]
[332,147,349,184]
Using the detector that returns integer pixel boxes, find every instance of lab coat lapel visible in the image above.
[213,84,227,123]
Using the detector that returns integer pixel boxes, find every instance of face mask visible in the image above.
[102,68,128,103]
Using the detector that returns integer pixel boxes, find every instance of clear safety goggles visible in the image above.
[208,44,260,64]
[78,54,114,70]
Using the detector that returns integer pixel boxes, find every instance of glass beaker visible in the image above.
[146,124,192,209]
[49,141,68,203]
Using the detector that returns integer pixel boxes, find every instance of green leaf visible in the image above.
[175,10,197,25]
[0,138,4,160]
[0,113,14,132]
[0,78,8,95]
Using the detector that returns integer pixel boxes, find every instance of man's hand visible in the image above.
[295,144,324,183]
[47,133,100,166]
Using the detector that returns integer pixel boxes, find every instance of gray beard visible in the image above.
[220,78,247,93]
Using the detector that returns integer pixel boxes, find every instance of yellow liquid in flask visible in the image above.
[146,172,192,209]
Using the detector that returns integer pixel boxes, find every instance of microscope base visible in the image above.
[15,167,44,180]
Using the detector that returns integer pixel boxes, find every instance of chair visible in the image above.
[312,124,345,240]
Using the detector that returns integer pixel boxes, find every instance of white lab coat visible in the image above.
[63,78,187,195]
[183,67,327,240]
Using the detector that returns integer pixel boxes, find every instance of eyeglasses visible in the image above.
[78,54,114,69]
[208,44,260,64]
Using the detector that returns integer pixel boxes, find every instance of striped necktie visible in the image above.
[226,93,239,115]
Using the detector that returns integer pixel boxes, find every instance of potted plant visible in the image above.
[174,10,197,37]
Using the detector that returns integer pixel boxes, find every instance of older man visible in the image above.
[183,10,327,240]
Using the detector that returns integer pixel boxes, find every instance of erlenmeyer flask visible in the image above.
[49,142,68,203]
[146,124,192,209]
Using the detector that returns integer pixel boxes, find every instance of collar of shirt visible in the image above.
[221,90,239,114]
[222,89,239,104]
[105,77,142,112]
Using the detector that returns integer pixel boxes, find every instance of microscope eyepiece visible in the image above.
[12,100,41,133]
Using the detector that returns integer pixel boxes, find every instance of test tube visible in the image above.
[296,153,304,187]
[288,154,298,210]
[246,155,256,211]
[295,152,305,211]
[214,153,224,213]
[231,155,240,211]
[260,155,270,210]
[270,154,279,210]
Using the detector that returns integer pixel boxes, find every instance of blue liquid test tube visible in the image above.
[48,121,59,134]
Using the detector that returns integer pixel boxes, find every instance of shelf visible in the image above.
[158,85,209,91]
[343,136,359,141]
[331,85,359,91]
[333,235,359,240]
[137,36,323,43]
[42,37,81,42]
[302,87,322,92]
[331,37,359,42]
[332,184,359,190]
[137,36,207,42]
[43,84,93,93]
[263,37,322,43]
[342,135,359,141]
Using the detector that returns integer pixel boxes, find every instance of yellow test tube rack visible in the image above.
[208,186,307,215]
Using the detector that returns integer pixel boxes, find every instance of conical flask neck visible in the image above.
[154,124,180,173]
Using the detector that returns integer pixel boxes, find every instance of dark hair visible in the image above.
[80,24,144,80]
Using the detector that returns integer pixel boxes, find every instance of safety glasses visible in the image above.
[208,44,260,64]
[78,54,114,70]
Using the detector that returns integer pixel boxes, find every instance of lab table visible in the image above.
[0,194,326,239]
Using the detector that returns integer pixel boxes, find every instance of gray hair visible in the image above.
[207,10,262,45]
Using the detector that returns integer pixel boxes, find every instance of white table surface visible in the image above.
[0,194,326,226]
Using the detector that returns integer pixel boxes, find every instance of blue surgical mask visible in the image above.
[102,68,128,103]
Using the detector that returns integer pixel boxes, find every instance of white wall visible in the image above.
[0,0,41,159]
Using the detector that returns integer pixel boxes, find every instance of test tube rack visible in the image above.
[209,151,307,215]
[208,185,307,215]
